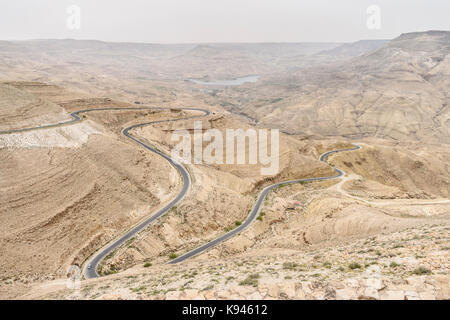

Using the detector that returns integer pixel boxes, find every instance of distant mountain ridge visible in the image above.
[317,39,389,57]
[219,31,450,143]
[0,31,447,142]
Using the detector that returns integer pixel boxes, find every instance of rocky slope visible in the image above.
[18,223,449,300]
[0,83,69,131]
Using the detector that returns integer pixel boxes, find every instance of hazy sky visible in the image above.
[1,0,449,43]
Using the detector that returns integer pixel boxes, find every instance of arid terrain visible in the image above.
[0,30,448,300]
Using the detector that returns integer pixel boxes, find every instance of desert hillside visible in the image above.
[0,83,69,131]
[0,31,448,300]
[210,31,449,143]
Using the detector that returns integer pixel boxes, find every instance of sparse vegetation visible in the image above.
[104,251,115,261]
[130,286,146,293]
[239,273,260,287]
[348,262,362,270]
[256,211,265,221]
[283,262,298,270]
[168,253,177,259]
[224,225,234,232]
[412,267,432,275]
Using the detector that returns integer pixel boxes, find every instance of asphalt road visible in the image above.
[1,107,360,277]
[168,144,360,264]
[79,107,210,278]
[0,106,209,279]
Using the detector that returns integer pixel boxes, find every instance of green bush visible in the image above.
[235,221,242,226]
[256,211,265,221]
[239,273,260,287]
[144,262,152,268]
[168,253,177,259]
[348,262,362,270]
[412,266,431,275]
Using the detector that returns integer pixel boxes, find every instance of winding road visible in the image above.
[0,106,209,279]
[169,144,360,264]
[0,106,360,279]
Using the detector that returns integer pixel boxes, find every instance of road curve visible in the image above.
[168,144,361,264]
[1,108,360,277]
[0,106,210,279]
[80,107,210,278]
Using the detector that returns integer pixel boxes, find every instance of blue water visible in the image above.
[189,75,259,86]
